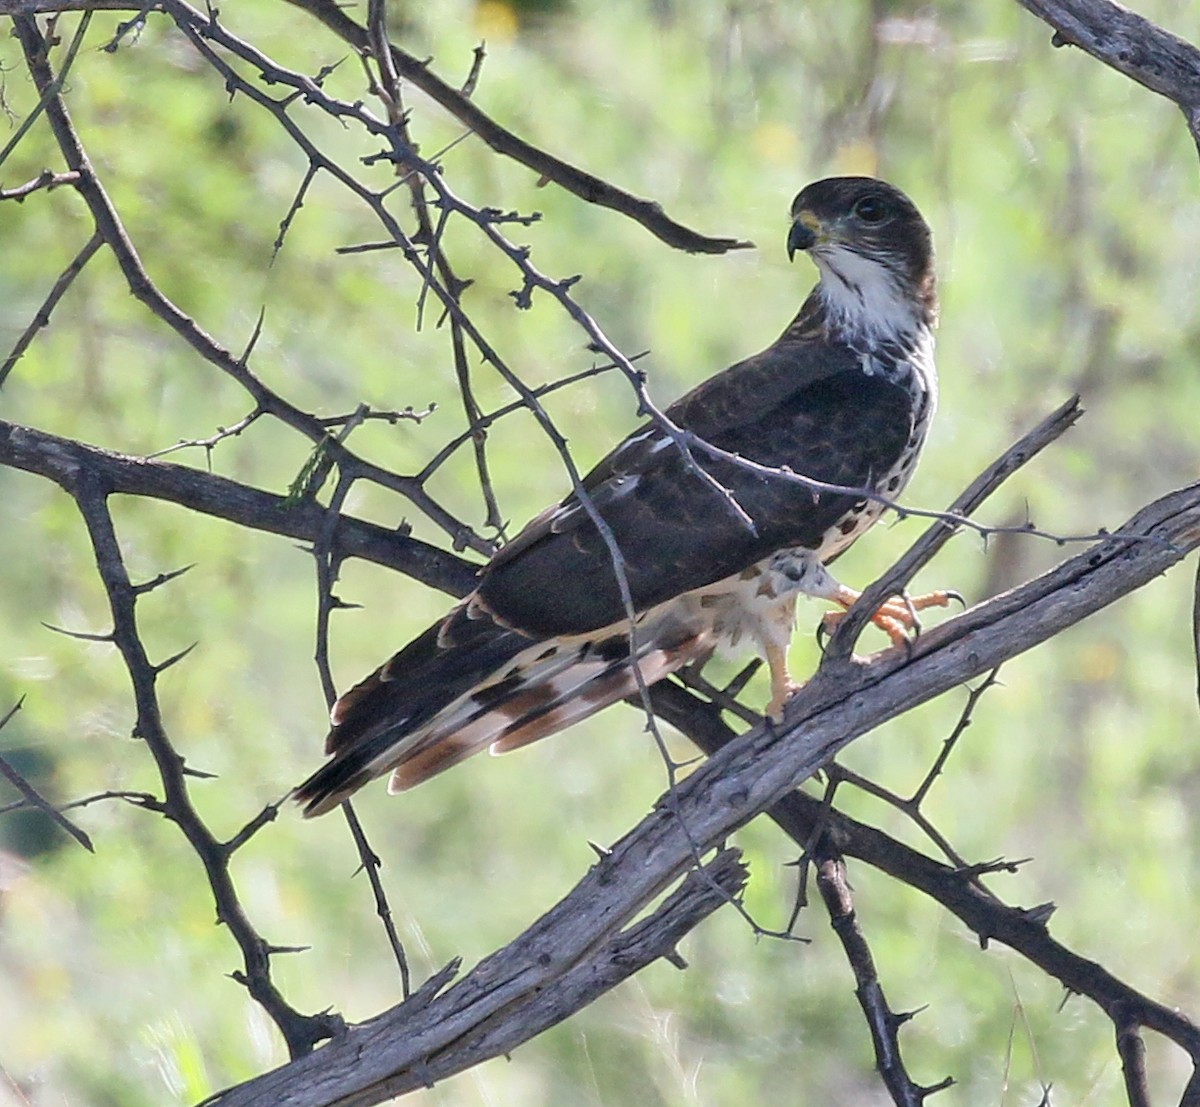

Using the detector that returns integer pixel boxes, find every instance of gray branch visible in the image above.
[204,478,1200,1107]
[0,418,479,598]
[1015,0,1200,153]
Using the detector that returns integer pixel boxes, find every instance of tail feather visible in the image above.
[294,608,715,816]
[294,607,533,816]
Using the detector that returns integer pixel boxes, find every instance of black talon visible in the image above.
[815,619,830,654]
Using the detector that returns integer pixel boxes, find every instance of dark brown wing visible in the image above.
[475,334,915,636]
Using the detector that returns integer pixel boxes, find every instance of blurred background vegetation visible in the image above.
[2,0,1200,1103]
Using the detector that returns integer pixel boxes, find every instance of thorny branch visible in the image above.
[0,419,480,598]
[51,459,342,1058]
[0,230,102,388]
[204,477,1200,1107]
[280,0,754,255]
[815,853,952,1104]
[0,698,94,852]
[648,677,1200,1107]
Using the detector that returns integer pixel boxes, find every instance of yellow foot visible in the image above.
[766,679,802,723]
[821,588,961,650]
[763,639,803,722]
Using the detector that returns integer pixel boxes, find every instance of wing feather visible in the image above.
[476,336,914,636]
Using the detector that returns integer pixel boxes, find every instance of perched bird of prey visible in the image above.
[295,176,946,817]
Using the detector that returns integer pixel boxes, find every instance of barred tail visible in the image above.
[293,606,712,816]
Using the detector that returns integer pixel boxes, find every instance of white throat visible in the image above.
[813,245,923,346]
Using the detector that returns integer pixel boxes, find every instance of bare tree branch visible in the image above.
[0,167,79,200]
[0,419,480,597]
[59,461,343,1058]
[200,478,1200,1106]
[278,0,754,255]
[648,680,1200,1095]
[0,698,95,852]
[815,853,951,1104]
[1014,0,1200,155]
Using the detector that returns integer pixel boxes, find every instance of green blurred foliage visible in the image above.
[2,0,1200,1103]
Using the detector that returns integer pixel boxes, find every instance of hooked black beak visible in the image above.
[787,219,817,261]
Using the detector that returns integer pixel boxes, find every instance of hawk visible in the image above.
[295,176,945,817]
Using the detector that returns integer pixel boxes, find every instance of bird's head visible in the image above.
[787,177,937,341]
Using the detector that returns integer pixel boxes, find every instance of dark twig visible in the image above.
[1193,555,1200,714]
[0,698,95,852]
[271,161,318,264]
[824,394,1084,661]
[223,801,282,855]
[910,668,1003,809]
[826,763,968,872]
[821,669,1008,874]
[815,852,948,1104]
[303,405,414,989]
[414,357,631,485]
[359,21,505,538]
[783,772,845,936]
[318,405,436,430]
[311,465,358,706]
[145,409,265,465]
[1114,1005,1151,1107]
[0,167,79,200]
[0,787,165,817]
[461,42,485,99]
[0,230,102,388]
[341,800,411,998]
[280,0,753,254]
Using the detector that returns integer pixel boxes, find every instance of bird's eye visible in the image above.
[853,196,889,224]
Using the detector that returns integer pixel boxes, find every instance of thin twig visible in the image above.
[0,167,79,200]
[824,394,1084,661]
[0,698,95,851]
[341,799,412,998]
[144,408,264,465]
[0,230,102,388]
[280,0,753,254]
[910,667,1003,809]
[271,161,318,265]
[815,852,950,1104]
